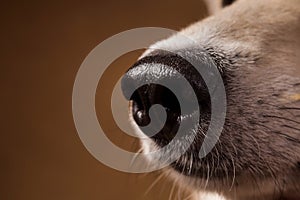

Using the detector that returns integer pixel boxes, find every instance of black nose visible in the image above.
[121,53,211,147]
[128,84,181,128]
[121,70,182,146]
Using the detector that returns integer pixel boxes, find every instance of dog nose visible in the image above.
[121,70,182,145]
[121,52,210,146]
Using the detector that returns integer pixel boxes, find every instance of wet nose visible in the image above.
[121,69,182,146]
[121,53,208,146]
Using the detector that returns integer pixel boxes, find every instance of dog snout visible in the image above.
[121,64,182,145]
[121,53,212,146]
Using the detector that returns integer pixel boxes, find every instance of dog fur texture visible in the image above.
[124,0,300,199]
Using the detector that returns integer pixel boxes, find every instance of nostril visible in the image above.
[134,110,151,127]
[121,74,153,127]
[129,84,182,144]
[129,85,152,127]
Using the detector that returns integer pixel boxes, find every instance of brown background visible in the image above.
[0,1,208,199]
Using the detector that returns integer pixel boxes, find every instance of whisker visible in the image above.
[168,177,177,200]
[144,172,166,196]
[279,106,300,110]
[282,124,300,132]
[204,162,210,189]
[130,147,144,167]
[253,122,300,143]
[262,114,300,124]
[229,154,236,191]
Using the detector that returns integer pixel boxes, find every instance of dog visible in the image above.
[121,0,300,199]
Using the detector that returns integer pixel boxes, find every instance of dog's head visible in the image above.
[121,0,300,199]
